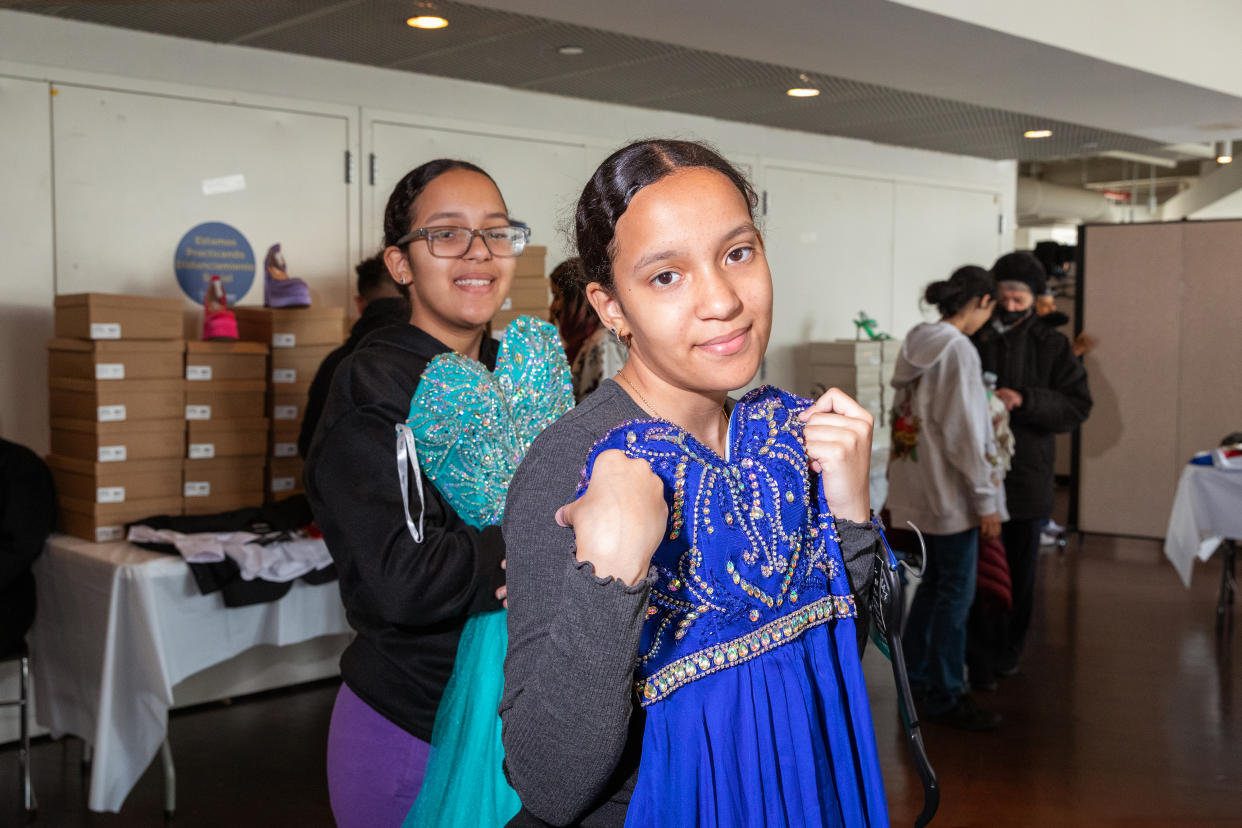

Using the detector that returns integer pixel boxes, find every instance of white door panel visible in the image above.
[52,85,351,309]
[369,123,588,269]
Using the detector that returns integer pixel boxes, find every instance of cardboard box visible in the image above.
[267,457,305,497]
[187,418,270,459]
[270,420,302,459]
[49,377,185,422]
[492,309,550,331]
[503,284,552,311]
[48,455,183,504]
[184,380,267,421]
[183,490,265,516]
[234,306,346,349]
[881,338,903,362]
[48,339,184,381]
[184,340,269,382]
[59,495,183,543]
[50,418,186,463]
[270,344,336,393]
[269,392,305,424]
[182,456,266,500]
[806,340,884,368]
[54,293,184,341]
[514,245,547,277]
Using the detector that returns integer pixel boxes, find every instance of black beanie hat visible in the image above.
[991,251,1046,295]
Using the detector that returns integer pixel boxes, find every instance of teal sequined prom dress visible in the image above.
[400,317,574,828]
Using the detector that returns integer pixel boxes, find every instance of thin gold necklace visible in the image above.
[618,370,729,436]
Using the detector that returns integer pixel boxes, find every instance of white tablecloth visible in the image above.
[28,535,351,812]
[1164,464,1242,587]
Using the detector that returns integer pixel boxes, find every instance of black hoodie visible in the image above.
[298,296,411,459]
[304,323,505,740]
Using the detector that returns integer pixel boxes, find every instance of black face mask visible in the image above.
[998,307,1031,326]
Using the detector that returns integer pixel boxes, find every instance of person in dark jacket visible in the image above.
[305,159,525,828]
[967,251,1092,688]
[297,254,411,458]
[1,438,56,656]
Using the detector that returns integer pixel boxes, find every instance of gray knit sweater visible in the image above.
[500,379,880,827]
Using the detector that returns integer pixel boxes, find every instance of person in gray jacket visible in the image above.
[887,265,1006,731]
[500,140,887,826]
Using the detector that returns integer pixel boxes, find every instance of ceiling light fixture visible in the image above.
[1216,139,1233,164]
[557,44,585,56]
[1024,129,1053,139]
[787,73,819,98]
[407,15,448,28]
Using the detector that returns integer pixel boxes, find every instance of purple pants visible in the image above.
[327,682,431,828]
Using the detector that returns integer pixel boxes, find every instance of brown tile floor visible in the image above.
[2,533,1239,826]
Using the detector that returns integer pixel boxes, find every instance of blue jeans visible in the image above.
[901,527,979,716]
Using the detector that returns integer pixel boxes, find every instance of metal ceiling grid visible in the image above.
[7,0,1180,163]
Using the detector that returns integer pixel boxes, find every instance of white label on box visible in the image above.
[272,332,296,348]
[98,404,127,422]
[188,443,216,459]
[202,173,246,196]
[98,445,128,462]
[274,405,299,421]
[184,481,211,497]
[89,322,121,340]
[96,486,126,504]
[501,297,513,311]
[185,405,212,421]
[272,368,297,384]
[186,365,213,381]
[271,476,295,493]
[95,363,125,380]
[273,442,298,458]
[95,525,124,543]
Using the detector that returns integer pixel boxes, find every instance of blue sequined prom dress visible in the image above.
[576,386,889,827]
[401,317,574,828]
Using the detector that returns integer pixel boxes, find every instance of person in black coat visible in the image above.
[967,251,1092,687]
[0,438,56,656]
[297,254,411,458]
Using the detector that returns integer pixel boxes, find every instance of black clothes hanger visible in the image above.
[869,523,940,827]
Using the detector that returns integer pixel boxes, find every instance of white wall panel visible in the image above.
[52,84,353,309]
[762,166,896,392]
[0,76,54,454]
[892,182,1003,337]
[368,121,589,268]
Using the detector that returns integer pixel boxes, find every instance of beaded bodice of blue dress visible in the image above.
[576,385,889,827]
[400,316,574,828]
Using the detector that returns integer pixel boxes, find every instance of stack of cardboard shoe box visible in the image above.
[794,340,887,425]
[182,341,270,515]
[492,245,550,331]
[47,293,186,542]
[234,306,345,500]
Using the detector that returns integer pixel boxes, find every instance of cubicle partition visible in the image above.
[1078,219,1242,538]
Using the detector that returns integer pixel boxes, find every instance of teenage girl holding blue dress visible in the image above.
[501,140,889,826]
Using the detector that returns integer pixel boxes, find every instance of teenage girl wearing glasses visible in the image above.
[305,159,530,827]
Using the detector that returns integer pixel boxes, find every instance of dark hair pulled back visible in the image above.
[382,159,498,248]
[924,265,994,318]
[571,139,759,292]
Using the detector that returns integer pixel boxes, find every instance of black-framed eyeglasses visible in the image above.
[394,225,531,258]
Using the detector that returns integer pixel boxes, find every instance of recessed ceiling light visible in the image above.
[1024,129,1053,139]
[787,88,820,98]
[557,44,585,56]
[407,15,448,29]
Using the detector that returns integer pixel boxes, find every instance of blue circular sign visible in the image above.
[173,222,256,305]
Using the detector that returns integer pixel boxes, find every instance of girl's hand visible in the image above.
[980,513,1002,540]
[556,449,668,586]
[798,388,873,523]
